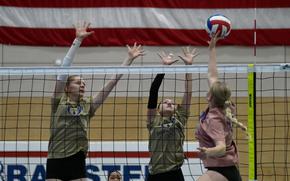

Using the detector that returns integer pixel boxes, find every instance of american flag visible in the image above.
[0,0,290,46]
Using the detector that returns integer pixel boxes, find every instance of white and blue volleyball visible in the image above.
[205,14,231,38]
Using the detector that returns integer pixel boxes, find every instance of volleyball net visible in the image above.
[0,64,289,181]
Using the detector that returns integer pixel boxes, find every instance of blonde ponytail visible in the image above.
[225,101,250,139]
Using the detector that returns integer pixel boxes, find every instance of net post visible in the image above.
[248,64,257,181]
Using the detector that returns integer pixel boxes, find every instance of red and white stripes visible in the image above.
[1,0,290,46]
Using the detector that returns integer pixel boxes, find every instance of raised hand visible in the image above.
[178,47,198,65]
[157,51,178,65]
[208,31,222,50]
[74,21,94,40]
[127,42,145,60]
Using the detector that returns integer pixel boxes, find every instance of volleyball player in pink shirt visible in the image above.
[195,33,246,181]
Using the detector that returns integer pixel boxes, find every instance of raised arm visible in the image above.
[90,43,144,114]
[178,47,198,113]
[208,33,222,87]
[147,74,165,123]
[53,22,94,98]
[147,52,178,123]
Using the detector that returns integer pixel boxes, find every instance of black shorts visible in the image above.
[147,168,184,181]
[207,166,242,181]
[46,151,86,181]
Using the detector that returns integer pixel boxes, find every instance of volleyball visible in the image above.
[55,59,62,66]
[205,14,231,38]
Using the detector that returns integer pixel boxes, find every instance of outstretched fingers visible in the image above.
[157,51,179,65]
[127,42,145,59]
[179,46,198,65]
[74,21,94,39]
[157,51,166,58]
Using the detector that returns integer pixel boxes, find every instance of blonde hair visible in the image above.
[210,81,248,136]
[225,101,248,136]
[209,81,231,109]
[64,75,81,95]
[65,75,80,87]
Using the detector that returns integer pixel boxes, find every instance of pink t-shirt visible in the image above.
[195,107,239,167]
